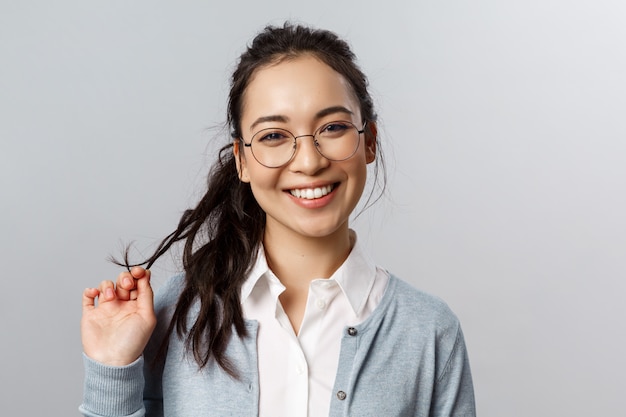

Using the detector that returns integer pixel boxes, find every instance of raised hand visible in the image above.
[81,267,157,366]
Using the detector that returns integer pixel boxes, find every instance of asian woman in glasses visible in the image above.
[80,23,476,417]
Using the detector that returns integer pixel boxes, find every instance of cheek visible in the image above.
[246,165,280,196]
[355,165,368,196]
[345,158,369,198]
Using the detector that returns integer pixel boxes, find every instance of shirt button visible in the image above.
[347,327,358,336]
[316,299,327,309]
[336,390,347,400]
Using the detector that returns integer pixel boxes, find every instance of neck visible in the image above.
[262,225,353,289]
[262,222,354,334]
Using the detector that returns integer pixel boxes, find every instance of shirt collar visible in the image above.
[328,230,377,316]
[240,230,377,316]
[240,245,272,303]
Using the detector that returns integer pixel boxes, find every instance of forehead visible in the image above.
[240,55,360,130]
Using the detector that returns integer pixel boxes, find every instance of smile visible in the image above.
[289,184,335,200]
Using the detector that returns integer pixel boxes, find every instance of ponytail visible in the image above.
[116,144,264,377]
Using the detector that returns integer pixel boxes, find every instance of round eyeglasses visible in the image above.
[241,121,366,168]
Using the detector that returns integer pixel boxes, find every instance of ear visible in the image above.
[364,121,377,164]
[233,140,250,183]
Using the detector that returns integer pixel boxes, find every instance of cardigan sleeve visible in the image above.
[430,324,476,417]
[79,275,182,417]
[78,322,166,417]
[79,354,146,417]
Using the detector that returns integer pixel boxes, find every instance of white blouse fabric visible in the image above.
[240,231,389,417]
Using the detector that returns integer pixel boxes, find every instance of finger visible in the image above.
[98,280,116,303]
[116,267,149,301]
[130,266,148,280]
[115,271,135,301]
[82,288,100,310]
[135,269,154,310]
[129,268,150,302]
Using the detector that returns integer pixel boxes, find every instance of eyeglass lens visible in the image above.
[249,121,361,168]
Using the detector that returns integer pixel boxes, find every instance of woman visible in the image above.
[80,23,476,417]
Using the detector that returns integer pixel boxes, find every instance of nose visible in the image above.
[289,134,329,174]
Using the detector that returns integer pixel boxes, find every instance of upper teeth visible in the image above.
[290,184,334,199]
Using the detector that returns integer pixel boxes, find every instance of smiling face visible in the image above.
[235,54,376,244]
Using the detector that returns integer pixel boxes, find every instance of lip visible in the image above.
[284,180,337,194]
[284,181,339,209]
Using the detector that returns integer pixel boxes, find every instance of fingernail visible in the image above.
[105,288,114,299]
[124,277,133,287]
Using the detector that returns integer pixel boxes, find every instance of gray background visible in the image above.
[2,1,625,415]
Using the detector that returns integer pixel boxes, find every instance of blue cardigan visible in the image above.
[81,274,476,416]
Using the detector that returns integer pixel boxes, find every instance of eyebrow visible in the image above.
[316,105,354,119]
[249,106,355,131]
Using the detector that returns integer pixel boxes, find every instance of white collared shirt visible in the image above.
[240,231,389,417]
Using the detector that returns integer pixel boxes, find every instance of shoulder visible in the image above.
[153,273,185,312]
[385,274,460,329]
[369,274,463,359]
[376,275,469,376]
[143,274,186,360]
[148,273,185,339]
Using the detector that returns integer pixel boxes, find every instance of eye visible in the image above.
[260,132,286,141]
[254,129,292,146]
[318,122,351,138]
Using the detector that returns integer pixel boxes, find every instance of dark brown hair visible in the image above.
[120,22,385,377]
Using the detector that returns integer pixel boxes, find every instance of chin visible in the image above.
[295,221,348,240]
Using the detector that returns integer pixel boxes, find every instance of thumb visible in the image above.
[135,269,154,310]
